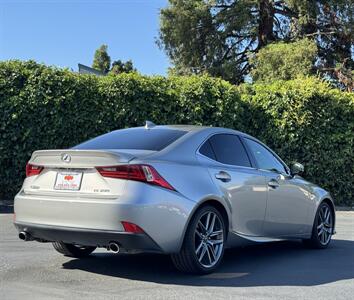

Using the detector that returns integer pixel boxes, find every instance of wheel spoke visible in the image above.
[324,208,329,222]
[319,209,324,222]
[318,228,324,236]
[205,212,211,231]
[198,244,207,262]
[323,230,327,243]
[325,211,331,224]
[195,241,203,255]
[207,243,216,261]
[209,238,223,245]
[206,245,212,265]
[198,221,207,233]
[208,214,216,234]
[195,229,203,239]
[327,229,331,241]
[209,230,223,237]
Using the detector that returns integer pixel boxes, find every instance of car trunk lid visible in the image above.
[23,149,155,198]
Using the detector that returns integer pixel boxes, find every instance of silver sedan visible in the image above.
[14,122,335,274]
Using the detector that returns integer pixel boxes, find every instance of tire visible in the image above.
[171,205,226,274]
[303,202,334,249]
[52,242,96,258]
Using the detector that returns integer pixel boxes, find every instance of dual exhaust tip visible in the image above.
[19,232,120,254]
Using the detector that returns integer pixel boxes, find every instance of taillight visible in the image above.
[121,221,145,234]
[96,164,175,191]
[26,163,43,177]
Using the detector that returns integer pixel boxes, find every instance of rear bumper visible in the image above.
[14,180,196,253]
[14,221,162,253]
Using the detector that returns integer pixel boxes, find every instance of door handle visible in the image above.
[268,179,279,189]
[215,171,231,182]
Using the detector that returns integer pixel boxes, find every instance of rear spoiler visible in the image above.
[29,149,136,168]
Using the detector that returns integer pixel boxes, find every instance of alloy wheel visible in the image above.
[317,204,333,246]
[194,211,224,268]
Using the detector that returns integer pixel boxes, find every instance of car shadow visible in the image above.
[62,239,354,287]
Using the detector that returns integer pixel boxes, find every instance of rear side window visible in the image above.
[199,140,216,160]
[74,128,187,151]
[200,134,251,167]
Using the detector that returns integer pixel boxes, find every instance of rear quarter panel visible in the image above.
[140,160,232,250]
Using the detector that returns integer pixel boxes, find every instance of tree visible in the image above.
[92,44,111,73]
[110,59,136,74]
[159,0,354,87]
[250,39,317,82]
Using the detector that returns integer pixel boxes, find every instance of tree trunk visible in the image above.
[258,0,275,48]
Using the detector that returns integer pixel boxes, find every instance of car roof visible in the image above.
[156,124,209,132]
[140,121,253,138]
[155,124,252,138]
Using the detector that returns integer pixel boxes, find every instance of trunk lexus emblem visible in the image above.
[61,153,71,163]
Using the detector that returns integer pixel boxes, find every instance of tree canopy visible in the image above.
[92,45,136,75]
[110,59,136,74]
[250,39,317,82]
[159,0,354,88]
[92,44,111,74]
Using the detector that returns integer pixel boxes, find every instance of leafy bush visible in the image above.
[1,61,353,205]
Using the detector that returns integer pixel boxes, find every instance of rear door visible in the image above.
[243,138,310,237]
[198,134,267,236]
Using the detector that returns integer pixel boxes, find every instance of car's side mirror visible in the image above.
[290,162,304,176]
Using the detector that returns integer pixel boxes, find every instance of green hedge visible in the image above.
[239,81,354,206]
[1,60,353,205]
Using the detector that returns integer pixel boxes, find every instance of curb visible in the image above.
[336,207,354,211]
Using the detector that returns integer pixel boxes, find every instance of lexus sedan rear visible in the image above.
[14,123,335,274]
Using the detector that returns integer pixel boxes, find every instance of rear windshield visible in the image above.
[74,128,187,151]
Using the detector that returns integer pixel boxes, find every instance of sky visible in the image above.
[0,0,170,75]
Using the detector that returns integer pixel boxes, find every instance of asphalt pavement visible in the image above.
[1,211,353,300]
